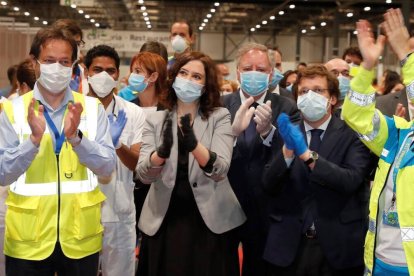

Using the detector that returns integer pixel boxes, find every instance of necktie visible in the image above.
[309,129,323,152]
[302,128,323,233]
[244,102,259,143]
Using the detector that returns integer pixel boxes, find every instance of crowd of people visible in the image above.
[0,7,414,276]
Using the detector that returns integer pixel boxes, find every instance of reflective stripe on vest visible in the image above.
[7,91,99,196]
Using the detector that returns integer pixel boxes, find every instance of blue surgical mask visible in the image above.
[297,90,329,122]
[173,77,204,103]
[286,83,293,92]
[240,71,269,96]
[128,73,148,93]
[270,69,284,87]
[338,75,350,100]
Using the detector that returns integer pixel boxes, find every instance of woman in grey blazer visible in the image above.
[136,52,246,276]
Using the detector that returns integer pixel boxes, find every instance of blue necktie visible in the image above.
[244,102,259,144]
[302,128,323,233]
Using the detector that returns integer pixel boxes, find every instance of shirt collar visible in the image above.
[304,115,332,133]
[33,82,73,112]
[239,89,266,105]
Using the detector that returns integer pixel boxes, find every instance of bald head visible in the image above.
[325,58,350,78]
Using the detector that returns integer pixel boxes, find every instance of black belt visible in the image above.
[305,228,317,239]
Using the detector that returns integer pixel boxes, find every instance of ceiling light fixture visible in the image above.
[34,16,39,21]
[320,21,326,26]
[140,6,146,11]
[0,1,7,6]
[302,29,307,34]
[364,6,371,11]
[289,4,295,9]
[138,0,144,3]
[269,15,275,20]
[143,12,148,16]
[310,26,316,30]
[13,6,19,11]
[347,12,353,17]
[262,20,267,25]
[95,23,100,27]
[214,2,220,7]
[70,4,76,8]
[42,20,47,25]
[78,9,84,14]
[85,14,90,19]
[24,11,30,16]
[250,27,255,32]
[211,8,215,13]
[279,11,284,15]
[90,19,95,23]
[207,14,212,18]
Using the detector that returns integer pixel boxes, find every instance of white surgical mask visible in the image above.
[37,61,72,93]
[173,77,204,103]
[171,35,188,53]
[297,90,330,122]
[88,71,118,98]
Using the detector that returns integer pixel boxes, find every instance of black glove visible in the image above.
[180,114,198,152]
[157,112,173,159]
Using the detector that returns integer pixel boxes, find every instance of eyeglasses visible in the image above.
[299,88,329,94]
[330,70,349,78]
[76,40,86,48]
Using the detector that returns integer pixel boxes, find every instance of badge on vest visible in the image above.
[382,195,399,227]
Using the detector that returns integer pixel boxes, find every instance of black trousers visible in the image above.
[5,242,99,276]
[268,236,364,276]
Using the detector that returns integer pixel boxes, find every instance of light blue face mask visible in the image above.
[338,75,350,100]
[286,83,293,92]
[128,73,148,93]
[240,71,269,96]
[173,77,204,103]
[270,69,284,87]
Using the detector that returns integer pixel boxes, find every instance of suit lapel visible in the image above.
[188,110,209,181]
[318,116,342,159]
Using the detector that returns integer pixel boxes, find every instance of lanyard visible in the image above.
[43,106,66,155]
[391,130,414,202]
[111,96,117,117]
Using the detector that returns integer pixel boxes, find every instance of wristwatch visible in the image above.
[304,151,318,165]
[67,129,83,145]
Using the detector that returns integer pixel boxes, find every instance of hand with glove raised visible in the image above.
[232,96,255,137]
[180,113,198,152]
[277,113,307,156]
[108,109,127,149]
[157,112,173,159]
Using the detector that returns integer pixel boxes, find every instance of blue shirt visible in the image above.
[0,83,116,185]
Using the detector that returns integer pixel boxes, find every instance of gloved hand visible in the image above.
[277,113,307,156]
[232,96,255,137]
[108,109,127,148]
[180,114,198,152]
[254,100,273,136]
[157,112,173,159]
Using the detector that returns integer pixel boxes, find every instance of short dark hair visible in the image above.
[29,27,78,62]
[293,64,340,109]
[7,65,18,84]
[52,19,83,40]
[139,41,168,63]
[342,46,363,61]
[84,44,120,70]
[16,59,36,90]
[171,20,193,37]
[160,51,221,119]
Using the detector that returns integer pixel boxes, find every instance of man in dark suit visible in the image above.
[262,65,371,276]
[223,42,300,276]
[376,88,410,120]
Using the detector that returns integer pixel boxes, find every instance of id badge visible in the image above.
[382,209,400,227]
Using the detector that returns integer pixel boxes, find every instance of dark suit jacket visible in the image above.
[376,89,409,121]
[279,87,294,100]
[223,91,300,233]
[262,115,371,270]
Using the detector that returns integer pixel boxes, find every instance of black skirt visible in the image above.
[136,129,240,276]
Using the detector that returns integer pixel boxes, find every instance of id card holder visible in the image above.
[382,197,399,227]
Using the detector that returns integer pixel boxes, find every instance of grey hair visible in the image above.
[236,42,275,69]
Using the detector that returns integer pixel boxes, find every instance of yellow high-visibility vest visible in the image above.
[2,91,106,260]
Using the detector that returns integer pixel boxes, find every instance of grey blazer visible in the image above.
[137,107,246,236]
